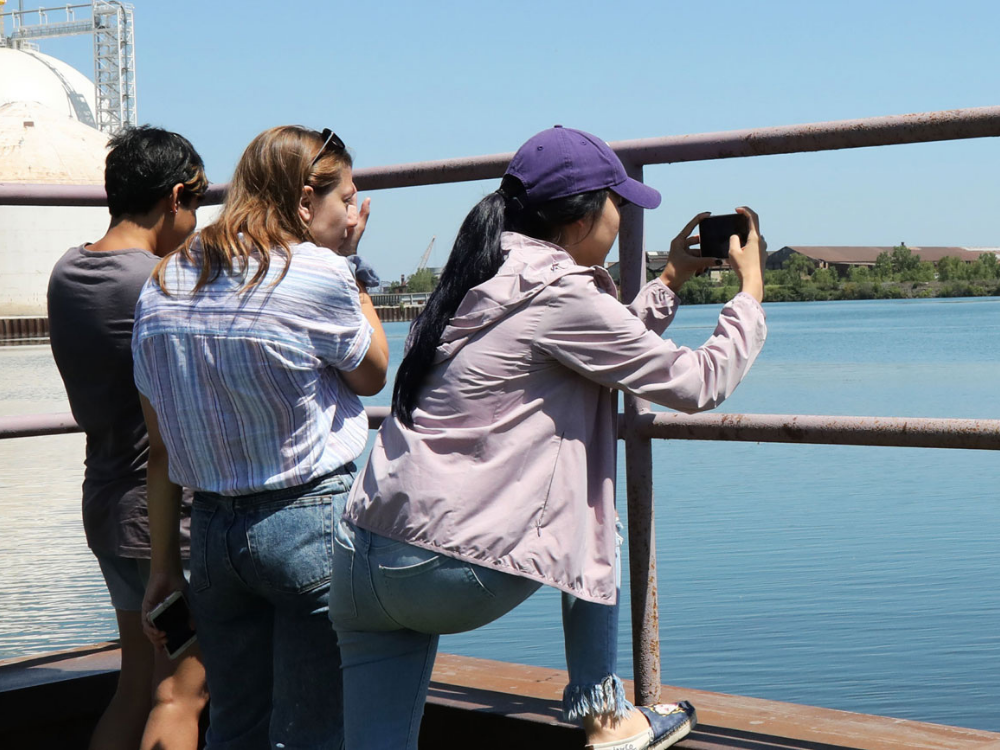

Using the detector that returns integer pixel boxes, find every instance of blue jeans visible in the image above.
[329,517,631,750]
[190,466,355,750]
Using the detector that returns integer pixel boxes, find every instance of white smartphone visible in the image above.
[147,590,197,660]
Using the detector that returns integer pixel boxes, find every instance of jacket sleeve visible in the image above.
[533,273,767,413]
[625,278,680,334]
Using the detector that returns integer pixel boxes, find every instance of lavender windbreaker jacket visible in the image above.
[345,232,767,604]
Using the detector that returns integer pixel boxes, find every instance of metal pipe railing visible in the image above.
[0,408,390,440]
[618,162,662,705]
[4,105,1000,205]
[5,409,1000,451]
[3,104,1000,706]
[631,412,1000,450]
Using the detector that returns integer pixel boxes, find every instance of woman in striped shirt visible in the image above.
[133,126,388,749]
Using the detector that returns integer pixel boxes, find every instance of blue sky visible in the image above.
[22,0,1000,281]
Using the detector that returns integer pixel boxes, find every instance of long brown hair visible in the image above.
[155,125,352,294]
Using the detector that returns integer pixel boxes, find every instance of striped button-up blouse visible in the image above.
[132,238,372,496]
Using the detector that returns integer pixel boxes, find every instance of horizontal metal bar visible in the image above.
[629,411,1000,451]
[0,184,108,207]
[0,182,228,208]
[1,3,92,16]
[0,407,390,441]
[3,106,998,207]
[10,19,94,39]
[0,413,81,439]
[615,106,1000,166]
[354,105,1000,191]
[354,152,512,192]
[5,409,999,450]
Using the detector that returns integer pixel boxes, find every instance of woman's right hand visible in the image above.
[659,212,717,293]
[729,206,767,303]
[141,567,190,649]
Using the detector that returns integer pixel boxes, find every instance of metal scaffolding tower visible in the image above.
[92,2,136,134]
[0,1,137,134]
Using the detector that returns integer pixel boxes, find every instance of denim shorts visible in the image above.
[94,553,151,612]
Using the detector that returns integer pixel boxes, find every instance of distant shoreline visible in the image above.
[677,279,1000,305]
[676,246,1000,305]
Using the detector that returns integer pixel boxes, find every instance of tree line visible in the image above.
[388,246,999,305]
[674,246,1000,305]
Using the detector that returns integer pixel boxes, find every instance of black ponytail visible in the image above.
[391,190,507,426]
[391,176,610,427]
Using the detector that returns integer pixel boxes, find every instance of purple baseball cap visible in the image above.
[504,125,661,209]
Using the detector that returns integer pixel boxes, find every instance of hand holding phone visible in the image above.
[659,212,716,292]
[698,213,751,259]
[726,207,767,303]
[146,590,197,660]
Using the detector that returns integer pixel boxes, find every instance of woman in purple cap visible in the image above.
[329,126,768,750]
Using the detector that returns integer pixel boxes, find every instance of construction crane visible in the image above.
[416,236,436,273]
[0,1,137,134]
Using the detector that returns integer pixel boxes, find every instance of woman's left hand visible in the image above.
[340,197,371,257]
[660,212,717,293]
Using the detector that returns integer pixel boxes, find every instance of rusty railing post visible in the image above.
[618,162,661,706]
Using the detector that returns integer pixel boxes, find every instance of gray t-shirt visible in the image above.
[47,245,190,558]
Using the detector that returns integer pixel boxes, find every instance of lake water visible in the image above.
[1,297,998,731]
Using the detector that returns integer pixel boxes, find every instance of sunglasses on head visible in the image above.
[309,128,346,168]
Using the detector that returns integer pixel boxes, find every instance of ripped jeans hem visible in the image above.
[562,674,635,722]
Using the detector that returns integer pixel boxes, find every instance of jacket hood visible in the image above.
[434,232,618,363]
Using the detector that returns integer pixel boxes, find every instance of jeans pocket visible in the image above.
[379,555,446,579]
[246,495,333,595]
[189,503,215,593]
[377,553,506,634]
[329,520,357,625]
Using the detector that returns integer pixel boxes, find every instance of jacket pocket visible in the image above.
[534,431,565,534]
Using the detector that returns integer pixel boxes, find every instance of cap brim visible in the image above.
[611,177,661,210]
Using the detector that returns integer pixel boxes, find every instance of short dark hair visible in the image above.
[104,125,208,217]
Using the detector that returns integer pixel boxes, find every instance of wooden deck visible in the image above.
[430,654,1000,750]
[1,644,998,749]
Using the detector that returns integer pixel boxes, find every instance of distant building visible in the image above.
[767,246,989,276]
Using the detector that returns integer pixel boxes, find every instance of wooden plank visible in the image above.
[3,647,998,750]
[430,654,1000,750]
[0,642,120,692]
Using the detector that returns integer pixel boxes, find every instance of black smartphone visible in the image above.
[698,213,750,259]
[147,591,197,659]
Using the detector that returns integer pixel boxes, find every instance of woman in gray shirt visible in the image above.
[48,125,208,750]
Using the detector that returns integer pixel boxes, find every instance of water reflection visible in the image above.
[0,347,116,658]
[2,300,1000,731]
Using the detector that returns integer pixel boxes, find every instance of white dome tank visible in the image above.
[0,48,109,315]
[0,47,98,126]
